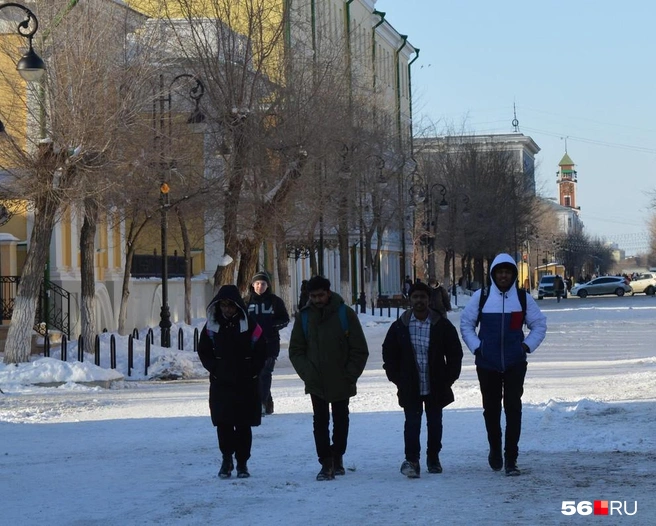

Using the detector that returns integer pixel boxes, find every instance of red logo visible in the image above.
[594,501,609,515]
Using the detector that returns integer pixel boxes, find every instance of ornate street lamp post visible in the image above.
[154,74,205,347]
[0,3,46,81]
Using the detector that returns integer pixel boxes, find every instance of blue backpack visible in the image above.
[301,303,349,338]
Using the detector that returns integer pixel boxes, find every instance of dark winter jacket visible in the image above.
[246,285,290,359]
[429,285,451,317]
[382,309,463,408]
[198,285,266,427]
[460,254,547,372]
[288,292,369,402]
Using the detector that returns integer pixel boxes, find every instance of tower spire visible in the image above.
[512,102,520,132]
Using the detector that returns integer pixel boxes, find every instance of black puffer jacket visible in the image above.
[382,309,463,408]
[198,285,266,427]
[246,282,290,359]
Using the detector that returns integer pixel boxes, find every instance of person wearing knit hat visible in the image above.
[246,270,290,416]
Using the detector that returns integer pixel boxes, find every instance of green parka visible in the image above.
[289,292,369,402]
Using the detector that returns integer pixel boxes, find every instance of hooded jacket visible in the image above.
[288,291,369,402]
[382,309,463,408]
[246,272,290,358]
[198,285,266,426]
[460,253,547,372]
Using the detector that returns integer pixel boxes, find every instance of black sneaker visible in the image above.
[333,455,345,476]
[505,459,521,476]
[400,460,420,479]
[427,455,442,474]
[488,449,503,471]
[316,459,335,481]
[236,462,250,478]
[218,455,234,479]
[265,396,274,415]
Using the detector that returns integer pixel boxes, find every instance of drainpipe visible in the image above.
[395,35,408,286]
[345,0,355,105]
[394,35,409,151]
[372,10,386,296]
[310,0,316,54]
[407,48,420,156]
[372,11,386,95]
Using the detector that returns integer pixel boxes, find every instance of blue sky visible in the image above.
[376,0,655,254]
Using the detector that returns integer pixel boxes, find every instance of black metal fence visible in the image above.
[42,326,200,377]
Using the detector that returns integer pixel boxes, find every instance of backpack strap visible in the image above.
[338,304,349,337]
[301,304,349,338]
[476,288,488,327]
[518,288,527,324]
[477,287,527,326]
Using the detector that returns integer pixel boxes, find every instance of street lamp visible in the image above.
[357,155,385,313]
[450,194,469,306]
[154,73,205,347]
[0,3,46,81]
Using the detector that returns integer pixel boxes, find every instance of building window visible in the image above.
[564,195,571,207]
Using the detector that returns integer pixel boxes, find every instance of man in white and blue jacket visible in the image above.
[460,253,547,476]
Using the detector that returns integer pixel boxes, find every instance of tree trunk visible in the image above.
[176,208,192,325]
[80,199,98,354]
[4,197,58,364]
[236,239,259,295]
[275,235,292,313]
[118,241,137,336]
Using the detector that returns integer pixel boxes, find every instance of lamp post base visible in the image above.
[159,306,171,347]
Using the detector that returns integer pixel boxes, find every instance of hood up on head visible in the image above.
[205,284,249,333]
[489,253,518,290]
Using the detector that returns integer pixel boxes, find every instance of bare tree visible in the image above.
[0,1,156,362]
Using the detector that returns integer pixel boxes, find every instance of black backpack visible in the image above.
[476,287,527,327]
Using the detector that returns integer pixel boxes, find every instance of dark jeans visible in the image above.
[310,394,349,463]
[216,424,252,463]
[476,362,527,462]
[259,357,276,405]
[403,396,443,462]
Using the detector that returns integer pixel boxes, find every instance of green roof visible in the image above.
[559,153,574,166]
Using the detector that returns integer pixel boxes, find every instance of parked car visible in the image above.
[629,273,656,295]
[537,275,567,300]
[571,276,632,298]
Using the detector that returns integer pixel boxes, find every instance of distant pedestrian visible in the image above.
[403,275,412,299]
[298,280,310,310]
[198,285,266,479]
[553,275,565,303]
[428,277,452,317]
[460,254,547,476]
[246,271,290,416]
[289,276,369,481]
[382,281,463,478]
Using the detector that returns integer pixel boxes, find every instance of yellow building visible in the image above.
[1,1,418,334]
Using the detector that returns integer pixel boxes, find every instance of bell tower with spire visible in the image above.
[557,151,578,209]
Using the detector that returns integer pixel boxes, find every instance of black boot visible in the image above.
[265,395,274,415]
[316,458,335,481]
[427,454,442,474]
[236,461,250,478]
[218,455,234,479]
[333,454,345,476]
[504,457,521,476]
[488,448,503,471]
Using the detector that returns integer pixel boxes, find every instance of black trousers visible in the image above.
[259,357,276,405]
[403,395,443,463]
[476,362,527,462]
[216,425,252,463]
[310,394,349,464]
